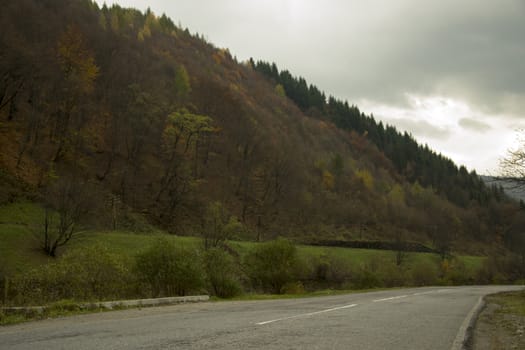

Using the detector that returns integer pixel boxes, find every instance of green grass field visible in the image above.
[0,201,485,279]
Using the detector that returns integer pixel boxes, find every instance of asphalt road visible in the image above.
[0,286,522,350]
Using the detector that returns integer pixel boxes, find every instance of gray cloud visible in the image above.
[458,118,491,133]
[321,0,525,114]
[98,0,525,115]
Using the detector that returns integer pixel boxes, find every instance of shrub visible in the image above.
[11,244,133,304]
[69,244,135,299]
[313,254,353,288]
[411,260,439,286]
[476,254,522,284]
[48,299,81,313]
[281,281,305,294]
[377,262,409,288]
[439,258,472,285]
[245,238,298,294]
[351,266,382,289]
[135,239,204,297]
[204,248,242,298]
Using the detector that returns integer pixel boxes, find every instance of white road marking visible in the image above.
[255,303,358,325]
[256,287,478,327]
[450,296,483,350]
[372,295,408,302]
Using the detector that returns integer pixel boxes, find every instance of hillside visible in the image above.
[0,0,520,255]
[481,176,525,202]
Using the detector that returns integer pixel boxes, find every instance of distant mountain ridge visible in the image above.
[481,176,525,202]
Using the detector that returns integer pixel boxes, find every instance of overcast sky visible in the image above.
[96,0,525,174]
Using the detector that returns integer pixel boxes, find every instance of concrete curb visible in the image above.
[85,295,209,309]
[1,295,209,314]
[450,296,485,350]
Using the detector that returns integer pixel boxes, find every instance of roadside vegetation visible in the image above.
[1,201,520,316]
[472,291,525,349]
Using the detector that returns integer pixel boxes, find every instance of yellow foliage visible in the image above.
[137,25,151,41]
[229,83,240,92]
[162,108,214,156]
[274,84,286,98]
[314,159,326,171]
[98,13,107,31]
[110,13,119,32]
[57,26,99,94]
[212,50,228,64]
[322,170,335,190]
[355,169,374,190]
[388,184,405,206]
[441,259,450,274]
[174,65,191,101]
[302,191,313,205]
[411,181,424,196]
[145,11,158,28]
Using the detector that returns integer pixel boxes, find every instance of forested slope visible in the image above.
[0,0,520,254]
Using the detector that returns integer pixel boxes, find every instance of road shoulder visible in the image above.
[470,291,525,350]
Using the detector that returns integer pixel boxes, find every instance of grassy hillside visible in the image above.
[1,201,486,300]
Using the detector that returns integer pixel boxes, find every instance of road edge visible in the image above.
[450,296,485,350]
[2,295,210,314]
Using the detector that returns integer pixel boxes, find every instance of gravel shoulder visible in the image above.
[471,291,525,350]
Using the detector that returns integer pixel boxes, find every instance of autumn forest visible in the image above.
[1,0,523,260]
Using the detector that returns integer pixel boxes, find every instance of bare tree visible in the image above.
[500,133,525,188]
[201,201,242,250]
[38,177,95,257]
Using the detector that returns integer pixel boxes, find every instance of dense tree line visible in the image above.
[252,60,505,208]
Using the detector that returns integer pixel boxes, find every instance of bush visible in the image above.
[312,254,353,288]
[476,254,522,284]
[135,239,204,297]
[48,299,81,313]
[204,248,242,298]
[439,258,472,285]
[411,260,439,286]
[245,238,298,294]
[377,262,409,288]
[281,281,305,294]
[351,266,382,289]
[11,244,133,305]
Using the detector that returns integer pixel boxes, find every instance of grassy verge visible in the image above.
[0,300,111,326]
[1,200,488,315]
[1,202,485,280]
[472,291,525,349]
[489,291,525,316]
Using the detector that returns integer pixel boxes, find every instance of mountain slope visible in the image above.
[482,176,525,202]
[0,0,519,254]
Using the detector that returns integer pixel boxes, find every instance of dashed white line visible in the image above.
[255,303,358,325]
[257,289,448,325]
[372,295,408,302]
